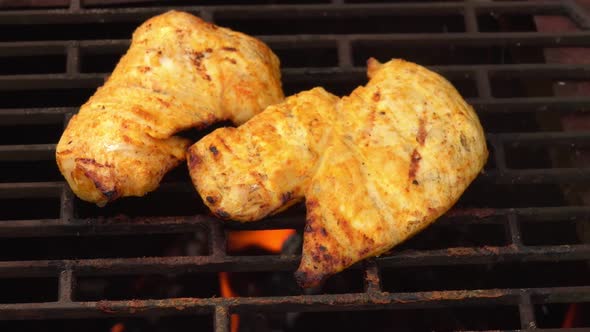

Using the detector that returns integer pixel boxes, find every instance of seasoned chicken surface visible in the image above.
[188,87,339,221]
[56,10,283,206]
[188,59,488,287]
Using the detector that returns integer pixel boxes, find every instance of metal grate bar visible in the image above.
[214,306,230,332]
[519,292,537,330]
[463,4,478,33]
[66,42,80,74]
[0,243,588,278]
[507,213,523,247]
[59,187,74,222]
[564,0,590,30]
[475,68,492,99]
[58,269,74,302]
[363,260,382,293]
[0,205,585,237]
[0,286,587,320]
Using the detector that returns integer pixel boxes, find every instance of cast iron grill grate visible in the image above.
[1,1,590,331]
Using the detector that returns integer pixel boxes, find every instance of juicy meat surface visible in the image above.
[188,59,488,287]
[56,10,283,206]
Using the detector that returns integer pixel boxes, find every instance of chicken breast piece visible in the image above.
[56,10,283,206]
[297,59,487,287]
[188,88,339,221]
[188,59,487,287]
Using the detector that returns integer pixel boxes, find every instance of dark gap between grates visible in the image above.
[484,140,497,170]
[273,47,339,68]
[454,182,567,208]
[0,123,63,145]
[344,0,458,2]
[353,44,550,66]
[0,1,69,10]
[280,306,521,331]
[0,161,62,183]
[0,89,95,108]
[283,71,364,97]
[284,72,476,98]
[0,316,214,332]
[492,77,590,98]
[450,78,478,99]
[478,13,553,32]
[0,277,57,304]
[0,55,66,75]
[395,222,508,251]
[80,52,121,74]
[520,219,586,246]
[0,232,208,260]
[382,260,590,293]
[0,198,60,220]
[160,163,193,183]
[505,144,589,169]
[83,0,330,7]
[214,14,465,35]
[478,112,549,133]
[0,22,143,42]
[79,46,340,72]
[535,302,590,328]
[74,185,207,218]
[76,272,218,301]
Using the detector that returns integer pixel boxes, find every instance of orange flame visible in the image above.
[219,229,296,332]
[227,229,296,253]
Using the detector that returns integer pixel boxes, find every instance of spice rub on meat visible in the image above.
[56,11,283,206]
[188,58,488,287]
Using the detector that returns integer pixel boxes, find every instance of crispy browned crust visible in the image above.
[188,58,488,287]
[56,11,283,206]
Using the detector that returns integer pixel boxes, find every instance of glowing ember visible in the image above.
[227,229,296,253]
[562,303,579,328]
[220,229,296,332]
[110,323,125,332]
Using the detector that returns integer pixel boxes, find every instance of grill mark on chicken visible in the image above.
[281,191,293,204]
[155,97,170,108]
[130,106,156,122]
[75,158,113,168]
[188,152,202,169]
[75,158,118,202]
[222,47,237,52]
[408,148,422,180]
[192,51,211,81]
[216,209,231,219]
[417,115,427,146]
[209,145,219,156]
[372,90,381,102]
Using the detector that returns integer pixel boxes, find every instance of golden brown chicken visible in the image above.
[188,59,487,287]
[188,87,339,221]
[56,10,283,206]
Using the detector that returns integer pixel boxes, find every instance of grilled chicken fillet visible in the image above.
[188,58,488,287]
[56,10,283,206]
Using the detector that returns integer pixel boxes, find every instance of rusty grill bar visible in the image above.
[1,0,590,331]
